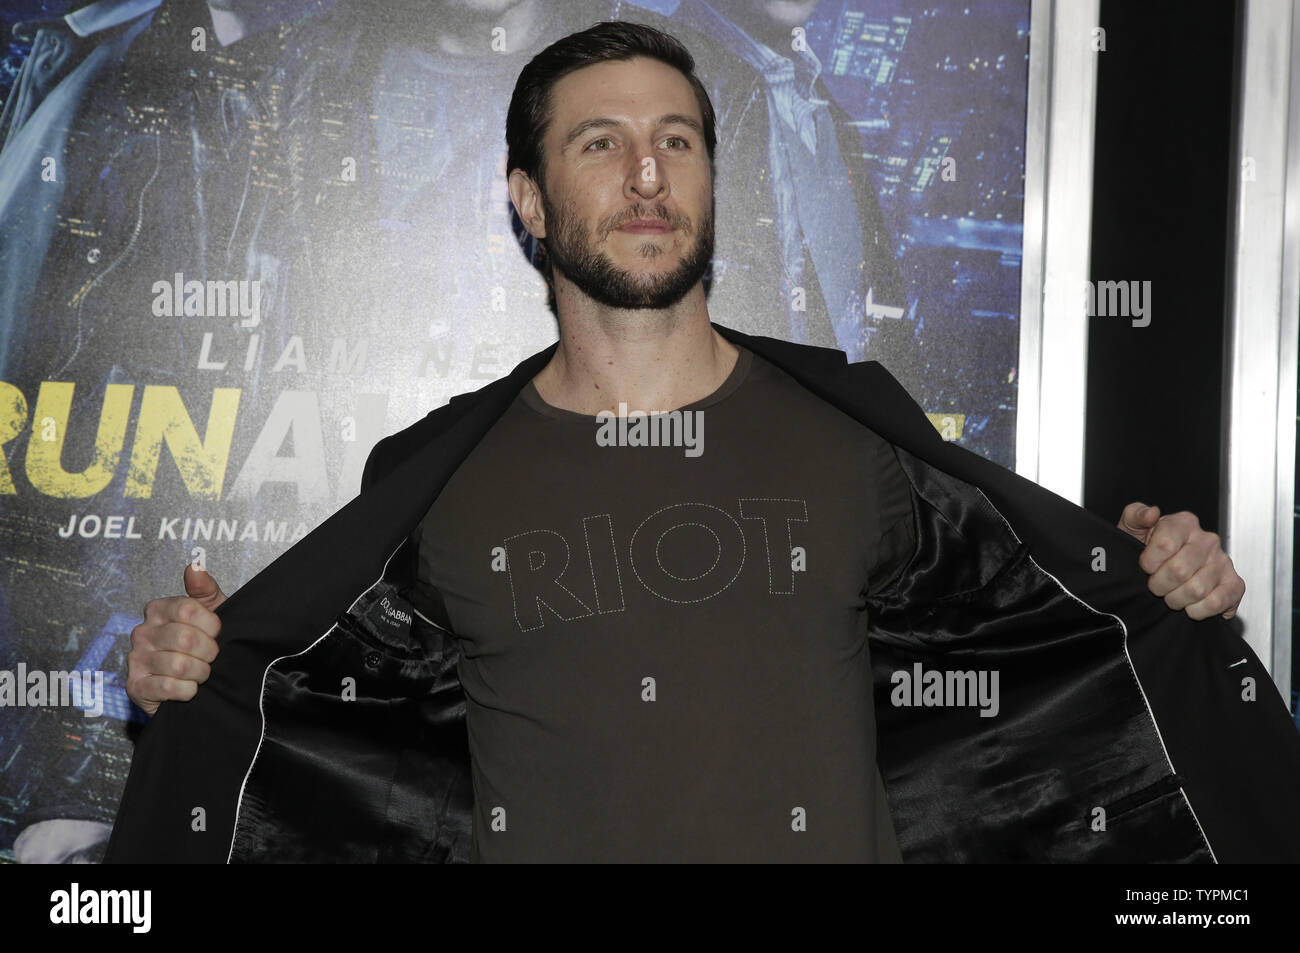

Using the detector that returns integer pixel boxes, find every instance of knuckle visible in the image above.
[150,621,172,651]
[127,650,149,683]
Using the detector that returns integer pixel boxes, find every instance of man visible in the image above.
[109,21,1296,864]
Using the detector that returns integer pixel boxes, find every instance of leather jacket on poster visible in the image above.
[104,323,1300,863]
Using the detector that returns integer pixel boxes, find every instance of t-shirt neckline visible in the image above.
[519,344,754,426]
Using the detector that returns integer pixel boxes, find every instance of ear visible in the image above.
[508,168,547,240]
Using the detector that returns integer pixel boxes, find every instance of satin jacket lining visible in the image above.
[970,483,1218,862]
[224,542,408,864]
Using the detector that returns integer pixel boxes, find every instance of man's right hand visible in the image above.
[126,565,227,716]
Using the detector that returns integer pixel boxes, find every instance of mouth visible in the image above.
[617,218,674,234]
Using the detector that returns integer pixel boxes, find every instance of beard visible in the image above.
[540,189,714,311]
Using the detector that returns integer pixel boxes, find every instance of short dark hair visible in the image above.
[505,20,718,299]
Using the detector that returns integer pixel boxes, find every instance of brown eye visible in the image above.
[586,138,613,152]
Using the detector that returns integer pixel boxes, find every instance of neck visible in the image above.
[532,283,739,416]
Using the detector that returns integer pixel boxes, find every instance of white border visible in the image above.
[1017,0,1101,503]
[1224,0,1299,697]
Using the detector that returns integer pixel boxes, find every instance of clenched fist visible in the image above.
[126,564,227,716]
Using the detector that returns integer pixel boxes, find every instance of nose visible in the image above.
[626,153,665,201]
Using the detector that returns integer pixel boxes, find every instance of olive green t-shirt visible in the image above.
[407,344,916,862]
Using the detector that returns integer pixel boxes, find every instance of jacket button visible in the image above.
[364,651,382,668]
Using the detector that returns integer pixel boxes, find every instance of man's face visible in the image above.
[526,56,714,311]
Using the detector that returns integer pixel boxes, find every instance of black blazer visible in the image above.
[105,322,1300,862]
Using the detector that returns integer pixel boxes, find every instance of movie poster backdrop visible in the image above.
[0,0,1030,861]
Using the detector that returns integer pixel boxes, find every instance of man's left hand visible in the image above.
[1118,502,1244,620]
